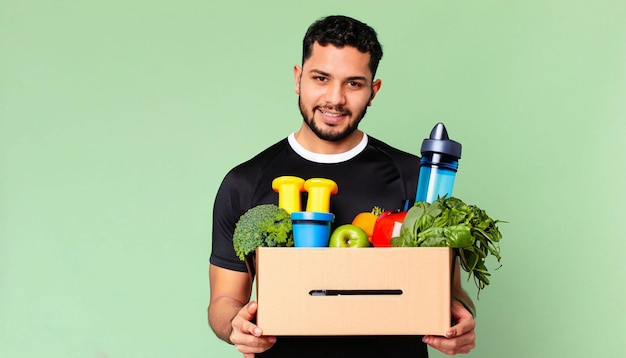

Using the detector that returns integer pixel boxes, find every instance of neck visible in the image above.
[294,125,364,154]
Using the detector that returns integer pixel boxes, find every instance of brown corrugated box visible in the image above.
[256,247,452,336]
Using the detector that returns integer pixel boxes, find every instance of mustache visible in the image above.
[313,105,352,116]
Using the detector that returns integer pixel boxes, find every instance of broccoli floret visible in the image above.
[232,204,293,261]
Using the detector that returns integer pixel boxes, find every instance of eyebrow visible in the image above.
[309,69,370,82]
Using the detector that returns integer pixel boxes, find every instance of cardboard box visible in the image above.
[256,247,452,336]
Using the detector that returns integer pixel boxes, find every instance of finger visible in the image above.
[444,321,475,346]
[446,318,475,339]
[241,319,262,338]
[231,301,277,355]
[422,335,475,355]
[446,300,475,338]
[235,302,262,337]
[424,301,476,356]
[234,336,277,355]
[242,301,276,340]
[243,301,258,321]
[450,298,471,320]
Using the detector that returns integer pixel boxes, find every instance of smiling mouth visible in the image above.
[316,106,350,121]
[319,109,344,117]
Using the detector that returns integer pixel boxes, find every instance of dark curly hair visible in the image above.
[302,15,383,78]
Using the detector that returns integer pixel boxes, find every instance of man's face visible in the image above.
[294,42,381,142]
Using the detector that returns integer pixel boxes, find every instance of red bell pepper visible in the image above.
[371,211,408,247]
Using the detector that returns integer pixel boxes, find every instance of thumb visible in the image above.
[446,299,475,338]
[247,301,258,313]
[241,301,258,321]
[451,298,469,319]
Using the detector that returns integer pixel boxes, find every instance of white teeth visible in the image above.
[321,110,343,117]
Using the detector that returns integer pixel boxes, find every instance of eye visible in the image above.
[313,75,328,82]
[347,81,365,88]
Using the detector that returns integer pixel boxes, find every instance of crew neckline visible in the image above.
[287,132,368,164]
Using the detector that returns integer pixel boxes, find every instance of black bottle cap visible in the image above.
[420,122,462,159]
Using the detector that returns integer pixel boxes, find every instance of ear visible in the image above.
[368,79,382,106]
[293,65,303,94]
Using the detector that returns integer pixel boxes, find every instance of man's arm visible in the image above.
[208,264,277,356]
[208,264,252,342]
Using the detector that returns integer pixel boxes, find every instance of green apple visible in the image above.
[328,224,370,248]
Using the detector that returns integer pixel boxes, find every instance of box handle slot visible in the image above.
[309,289,403,296]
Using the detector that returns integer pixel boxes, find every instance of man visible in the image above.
[209,15,476,357]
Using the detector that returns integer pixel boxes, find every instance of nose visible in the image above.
[324,82,346,106]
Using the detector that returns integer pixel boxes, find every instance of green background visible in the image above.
[2,0,625,357]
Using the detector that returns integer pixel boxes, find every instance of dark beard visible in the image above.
[298,97,368,142]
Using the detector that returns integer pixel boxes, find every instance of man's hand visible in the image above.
[230,301,277,357]
[422,299,476,355]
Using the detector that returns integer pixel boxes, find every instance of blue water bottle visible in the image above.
[415,122,462,203]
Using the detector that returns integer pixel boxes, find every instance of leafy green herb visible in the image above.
[391,197,504,296]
